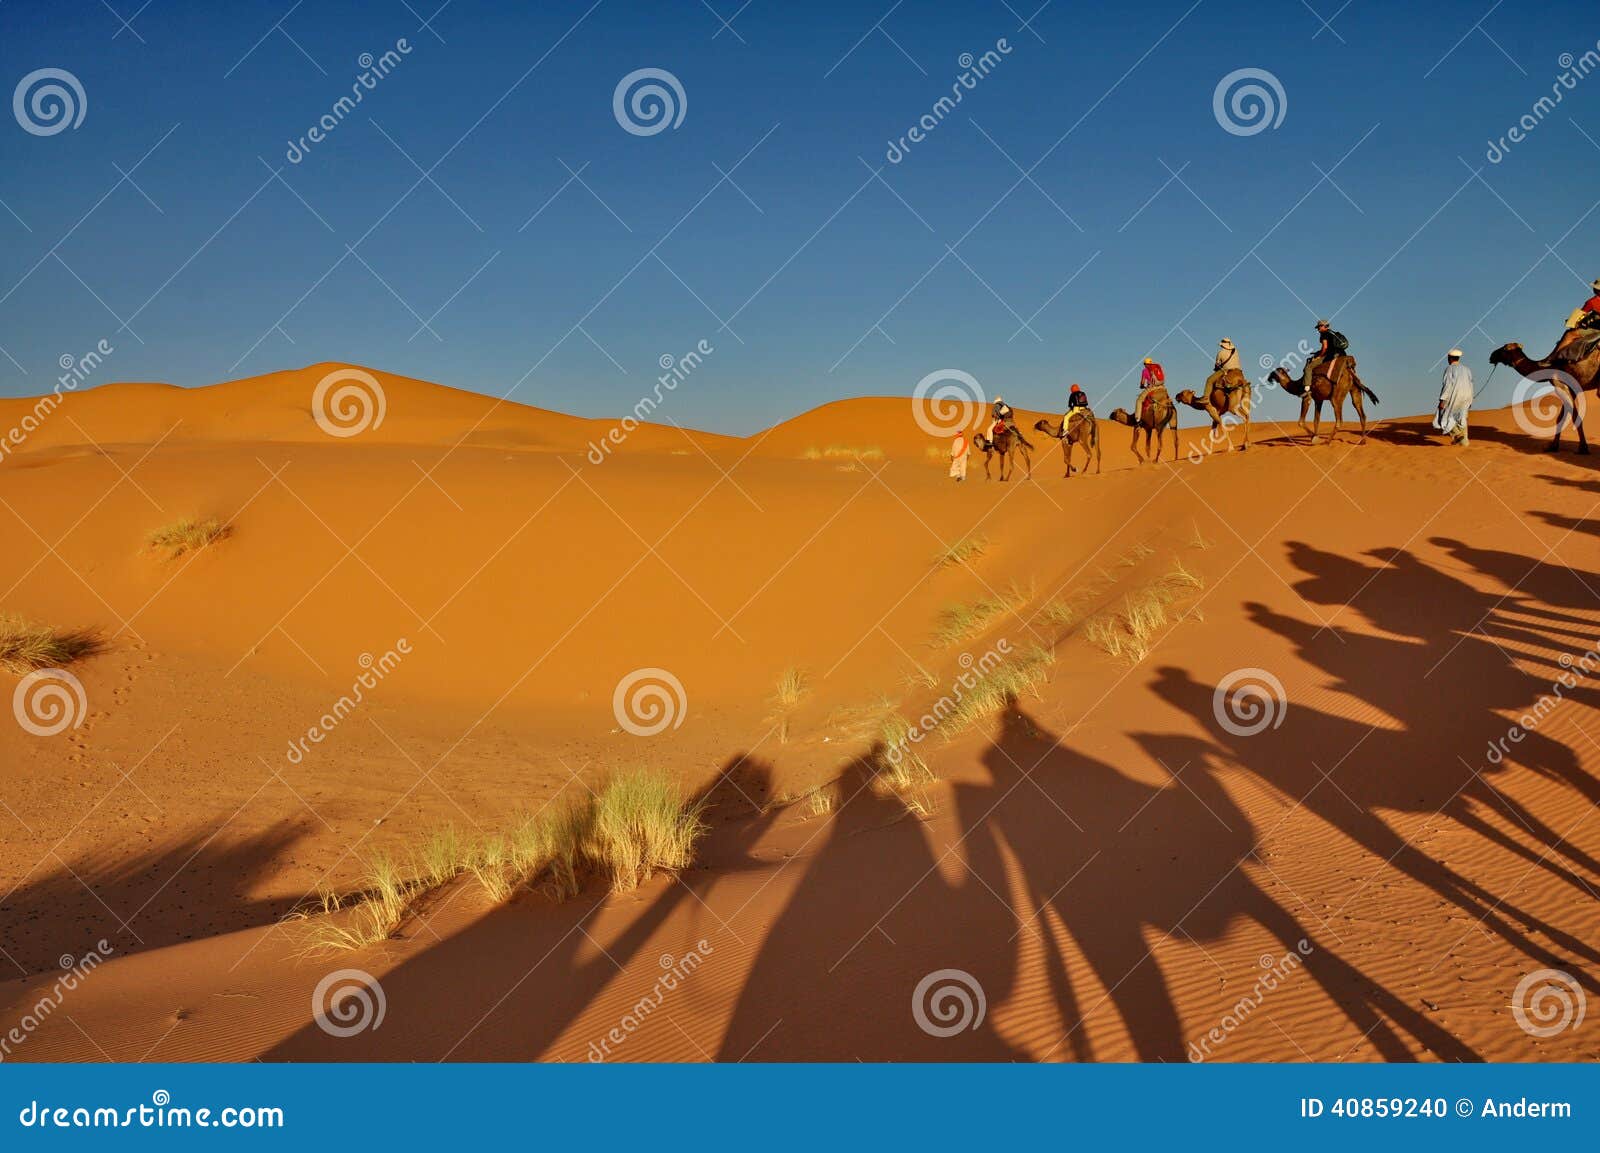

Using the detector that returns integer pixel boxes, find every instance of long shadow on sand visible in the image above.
[231,539,1600,1061]
[0,819,306,986]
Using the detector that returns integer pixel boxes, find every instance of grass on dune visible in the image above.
[802,444,886,462]
[1083,563,1207,665]
[588,768,706,892]
[0,614,101,673]
[931,580,1032,646]
[146,517,231,559]
[304,769,707,953]
[934,535,988,570]
[774,666,809,709]
[933,644,1055,737]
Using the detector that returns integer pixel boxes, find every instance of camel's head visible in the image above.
[971,432,992,451]
[1108,407,1132,426]
[1175,389,1197,405]
[1488,342,1520,365]
[1032,418,1058,436]
[1265,366,1290,385]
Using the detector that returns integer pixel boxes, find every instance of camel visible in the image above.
[1107,385,1179,463]
[1267,357,1380,444]
[1175,369,1252,451]
[971,424,1032,481]
[1033,413,1102,478]
[1489,329,1600,454]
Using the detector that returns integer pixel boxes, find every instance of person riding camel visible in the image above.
[1304,320,1348,391]
[1565,279,1600,331]
[992,395,1017,438]
[1138,357,1165,421]
[1205,338,1242,395]
[1064,383,1091,428]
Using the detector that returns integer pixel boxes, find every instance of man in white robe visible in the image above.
[1435,350,1473,444]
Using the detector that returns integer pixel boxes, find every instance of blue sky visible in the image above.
[1,0,1596,432]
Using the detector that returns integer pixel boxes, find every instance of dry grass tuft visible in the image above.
[304,770,706,952]
[1082,563,1206,665]
[588,767,706,892]
[934,644,1055,736]
[0,614,101,673]
[873,714,935,816]
[931,580,1031,646]
[146,517,231,559]
[934,536,988,569]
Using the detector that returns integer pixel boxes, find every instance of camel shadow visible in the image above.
[0,819,307,987]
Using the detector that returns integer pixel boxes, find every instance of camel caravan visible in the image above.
[949,292,1600,483]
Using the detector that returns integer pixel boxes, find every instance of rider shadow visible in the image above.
[716,746,1027,1060]
[1144,540,1600,981]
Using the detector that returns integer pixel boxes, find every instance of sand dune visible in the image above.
[2,364,1597,1063]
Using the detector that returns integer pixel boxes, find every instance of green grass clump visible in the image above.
[146,517,231,559]
[589,767,707,892]
[305,770,708,953]
[0,614,100,673]
[822,444,885,461]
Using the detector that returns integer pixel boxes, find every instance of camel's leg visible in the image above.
[1547,388,1573,453]
[1575,386,1590,454]
[1129,426,1144,463]
[1350,389,1368,444]
[1331,394,1345,443]
[1299,391,1314,441]
[1312,399,1325,443]
[1093,432,1102,474]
